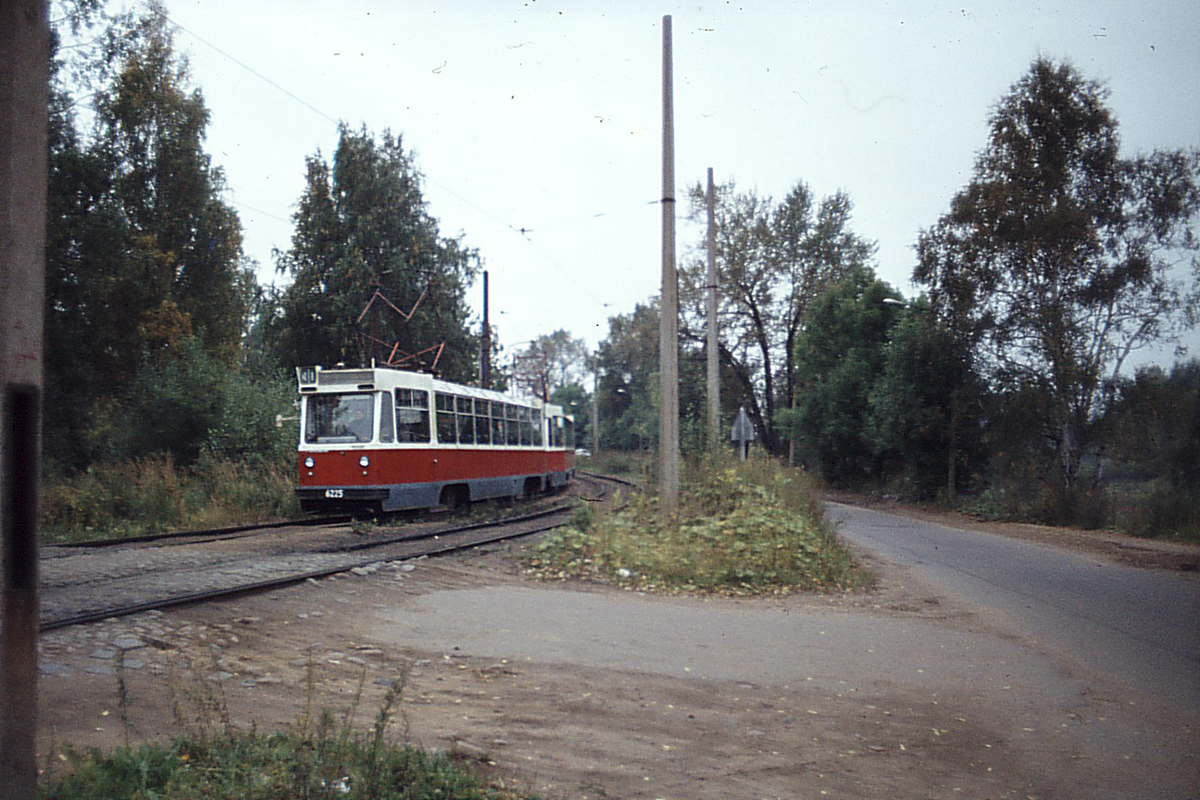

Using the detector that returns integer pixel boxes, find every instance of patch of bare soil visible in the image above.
[822,490,1200,572]
[37,535,1198,799]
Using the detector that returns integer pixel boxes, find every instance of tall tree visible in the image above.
[276,125,480,383]
[783,269,901,486]
[682,179,875,454]
[915,58,1200,490]
[511,329,590,399]
[868,298,985,499]
[93,4,252,358]
[45,2,252,466]
[596,302,662,452]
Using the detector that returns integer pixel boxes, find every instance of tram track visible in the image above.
[40,470,632,632]
[41,515,354,554]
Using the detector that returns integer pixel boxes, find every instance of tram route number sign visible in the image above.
[325,489,344,499]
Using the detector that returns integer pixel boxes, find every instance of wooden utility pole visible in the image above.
[1,2,48,797]
[658,14,680,515]
[705,167,719,451]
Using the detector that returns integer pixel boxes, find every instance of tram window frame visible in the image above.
[434,392,457,445]
[505,404,520,445]
[304,393,375,445]
[395,389,431,443]
[379,391,395,443]
[475,400,492,445]
[491,409,506,446]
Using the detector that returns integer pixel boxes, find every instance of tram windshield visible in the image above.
[304,393,374,444]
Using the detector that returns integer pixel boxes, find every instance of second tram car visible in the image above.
[294,365,575,513]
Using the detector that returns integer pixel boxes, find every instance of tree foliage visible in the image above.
[782,269,901,486]
[1104,360,1200,489]
[596,303,662,452]
[275,125,480,383]
[512,329,590,400]
[45,3,253,468]
[915,57,1200,489]
[868,299,985,499]
[682,179,875,454]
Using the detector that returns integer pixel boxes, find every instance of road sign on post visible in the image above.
[730,406,756,461]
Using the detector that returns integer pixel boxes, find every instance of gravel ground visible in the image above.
[36,513,1200,799]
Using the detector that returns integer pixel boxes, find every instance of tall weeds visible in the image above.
[41,656,501,800]
[531,453,868,593]
[41,454,299,542]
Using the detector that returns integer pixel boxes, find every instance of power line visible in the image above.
[163,13,340,126]
[228,198,291,225]
[163,11,626,312]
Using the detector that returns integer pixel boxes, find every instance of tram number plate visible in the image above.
[324,489,344,499]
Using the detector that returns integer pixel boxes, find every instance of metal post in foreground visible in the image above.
[658,14,680,515]
[1,1,49,797]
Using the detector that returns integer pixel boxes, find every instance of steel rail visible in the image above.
[39,509,571,632]
[39,472,630,632]
[45,515,352,551]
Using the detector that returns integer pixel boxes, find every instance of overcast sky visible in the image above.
[151,0,1199,367]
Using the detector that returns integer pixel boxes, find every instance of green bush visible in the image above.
[202,371,296,465]
[529,455,867,594]
[1110,481,1200,542]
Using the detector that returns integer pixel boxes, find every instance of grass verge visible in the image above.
[40,658,530,800]
[41,454,300,543]
[528,455,869,595]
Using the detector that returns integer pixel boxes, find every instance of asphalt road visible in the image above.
[826,502,1200,712]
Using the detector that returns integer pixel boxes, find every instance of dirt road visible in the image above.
[36,525,1199,799]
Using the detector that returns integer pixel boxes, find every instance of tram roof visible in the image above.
[297,365,566,415]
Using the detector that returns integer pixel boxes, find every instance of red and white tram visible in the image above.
[294,365,575,513]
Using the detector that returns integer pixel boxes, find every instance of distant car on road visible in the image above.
[575,448,591,458]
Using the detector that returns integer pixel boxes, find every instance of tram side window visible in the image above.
[490,401,505,445]
[550,417,563,449]
[505,403,520,446]
[304,393,374,444]
[475,399,492,445]
[565,417,574,449]
[379,391,395,443]
[532,410,544,446]
[395,389,431,443]
[434,393,457,444]
[518,407,533,446]
[455,396,476,444]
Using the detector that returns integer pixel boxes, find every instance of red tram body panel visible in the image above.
[294,365,575,512]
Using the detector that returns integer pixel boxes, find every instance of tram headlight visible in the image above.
[359,455,370,468]
[304,457,315,469]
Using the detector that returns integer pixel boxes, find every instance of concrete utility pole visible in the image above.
[480,270,491,389]
[591,354,600,456]
[705,167,720,451]
[658,14,680,515]
[1,2,49,798]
